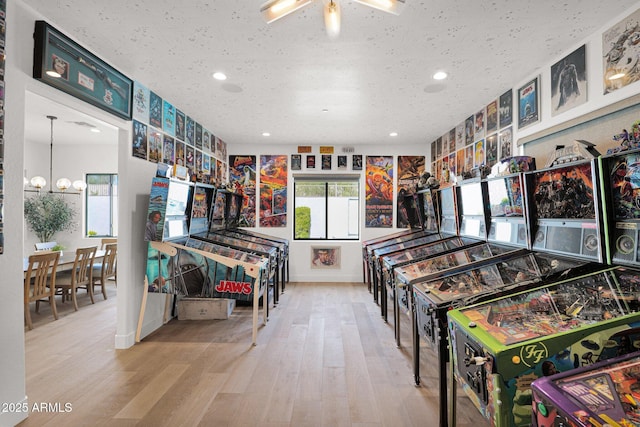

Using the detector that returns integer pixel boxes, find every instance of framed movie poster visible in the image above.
[306,155,316,169]
[551,44,586,116]
[291,154,302,171]
[352,154,363,170]
[518,76,540,129]
[499,89,513,128]
[33,21,132,120]
[322,154,332,170]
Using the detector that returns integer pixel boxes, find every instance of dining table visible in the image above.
[23,249,106,277]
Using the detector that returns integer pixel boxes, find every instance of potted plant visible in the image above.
[24,193,76,243]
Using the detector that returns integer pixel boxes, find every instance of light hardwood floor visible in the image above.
[19,282,488,427]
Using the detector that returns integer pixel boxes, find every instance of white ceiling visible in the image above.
[21,0,640,147]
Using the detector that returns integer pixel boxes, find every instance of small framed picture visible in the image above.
[310,246,341,269]
[291,154,302,171]
[352,154,363,171]
[337,155,347,169]
[322,154,332,170]
[306,155,315,169]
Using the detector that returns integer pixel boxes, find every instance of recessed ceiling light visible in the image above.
[433,71,448,80]
[90,128,101,133]
[322,109,329,113]
[213,72,227,81]
[262,132,271,137]
[389,132,398,137]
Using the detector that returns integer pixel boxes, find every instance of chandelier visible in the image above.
[260,0,406,39]
[24,115,87,195]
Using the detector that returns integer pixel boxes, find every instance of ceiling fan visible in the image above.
[260,0,406,38]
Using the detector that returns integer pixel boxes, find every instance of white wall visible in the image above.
[23,141,117,255]
[231,142,426,283]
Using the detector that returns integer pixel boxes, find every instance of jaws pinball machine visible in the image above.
[144,176,270,345]
[529,147,640,427]
[410,157,602,427]
[446,151,640,427]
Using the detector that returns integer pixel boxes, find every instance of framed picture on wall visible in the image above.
[291,154,302,171]
[353,154,363,170]
[33,21,133,120]
[322,154,332,170]
[310,246,341,269]
[518,76,539,129]
[306,155,315,169]
[551,44,587,116]
[499,89,513,129]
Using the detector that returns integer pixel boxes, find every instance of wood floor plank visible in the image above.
[18,282,490,427]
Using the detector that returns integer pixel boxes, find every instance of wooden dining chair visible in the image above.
[92,243,117,299]
[55,246,97,311]
[24,251,61,330]
[100,238,117,249]
[34,241,57,251]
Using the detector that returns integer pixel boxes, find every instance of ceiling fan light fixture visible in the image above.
[324,0,341,39]
[261,0,314,23]
[353,0,405,15]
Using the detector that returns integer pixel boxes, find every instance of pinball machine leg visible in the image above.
[438,324,449,427]
[412,302,421,386]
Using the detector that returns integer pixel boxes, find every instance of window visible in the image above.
[294,177,359,240]
[85,174,118,237]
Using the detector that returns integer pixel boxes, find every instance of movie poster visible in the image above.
[162,134,175,165]
[185,116,194,146]
[132,81,150,123]
[603,8,640,94]
[485,134,498,168]
[259,155,287,227]
[365,156,394,228]
[132,119,147,160]
[148,129,162,163]
[175,109,185,141]
[149,91,162,129]
[486,100,498,134]
[396,155,425,228]
[551,44,587,116]
[499,89,513,128]
[474,108,485,141]
[162,100,175,136]
[499,127,513,160]
[518,77,539,129]
[229,155,256,227]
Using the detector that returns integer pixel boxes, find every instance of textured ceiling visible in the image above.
[20,0,640,147]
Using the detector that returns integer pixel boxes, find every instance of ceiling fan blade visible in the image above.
[353,0,405,15]
[260,0,315,23]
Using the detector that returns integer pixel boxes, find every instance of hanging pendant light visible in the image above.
[324,0,341,39]
[24,115,86,195]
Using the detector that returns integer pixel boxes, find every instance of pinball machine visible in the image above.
[362,190,444,304]
[375,187,486,321]
[531,342,640,426]
[144,177,270,345]
[526,147,640,427]
[393,177,535,352]
[445,158,640,427]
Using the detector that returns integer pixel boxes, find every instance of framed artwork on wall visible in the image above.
[499,89,513,129]
[551,44,587,116]
[518,76,540,129]
[310,246,341,269]
[291,154,302,170]
[306,155,315,169]
[322,154,332,170]
[33,21,133,120]
[352,154,363,170]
